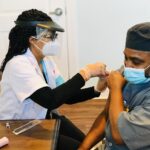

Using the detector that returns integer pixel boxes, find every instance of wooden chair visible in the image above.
[0,71,2,81]
[90,139,106,150]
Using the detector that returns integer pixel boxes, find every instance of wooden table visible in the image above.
[0,119,60,150]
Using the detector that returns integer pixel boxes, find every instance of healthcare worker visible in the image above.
[0,9,108,150]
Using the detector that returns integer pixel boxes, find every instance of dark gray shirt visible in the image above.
[105,82,150,150]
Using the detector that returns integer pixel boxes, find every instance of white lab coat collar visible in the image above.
[25,48,44,80]
[25,48,57,89]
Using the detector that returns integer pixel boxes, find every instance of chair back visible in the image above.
[0,71,2,81]
[90,140,105,150]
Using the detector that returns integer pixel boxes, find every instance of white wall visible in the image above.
[1,1,150,98]
[75,0,150,98]
[0,0,69,80]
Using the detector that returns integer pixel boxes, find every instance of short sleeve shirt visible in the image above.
[0,49,63,120]
[105,82,150,150]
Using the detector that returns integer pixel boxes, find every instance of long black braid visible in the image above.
[0,9,52,72]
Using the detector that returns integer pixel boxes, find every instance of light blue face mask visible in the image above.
[123,67,150,84]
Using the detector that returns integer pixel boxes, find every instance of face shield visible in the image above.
[35,27,57,40]
[15,20,64,56]
[15,20,64,40]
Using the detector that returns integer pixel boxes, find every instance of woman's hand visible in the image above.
[80,62,109,81]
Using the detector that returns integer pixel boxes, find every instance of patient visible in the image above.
[78,22,150,150]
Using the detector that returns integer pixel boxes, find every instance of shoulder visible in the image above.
[6,55,31,71]
[8,55,30,66]
[5,55,36,78]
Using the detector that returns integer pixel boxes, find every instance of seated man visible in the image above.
[78,22,150,150]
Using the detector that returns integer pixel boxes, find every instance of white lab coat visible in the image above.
[0,48,63,120]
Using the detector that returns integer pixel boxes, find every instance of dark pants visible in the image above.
[52,113,85,150]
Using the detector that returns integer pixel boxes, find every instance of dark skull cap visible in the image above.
[126,22,150,51]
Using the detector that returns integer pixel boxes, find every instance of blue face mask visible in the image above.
[124,67,150,84]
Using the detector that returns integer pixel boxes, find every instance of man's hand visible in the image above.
[95,77,107,92]
[107,71,126,90]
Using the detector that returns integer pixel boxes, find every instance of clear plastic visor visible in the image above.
[35,26,57,40]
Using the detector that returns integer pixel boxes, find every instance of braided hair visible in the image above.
[0,9,52,72]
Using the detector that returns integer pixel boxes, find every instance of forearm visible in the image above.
[30,73,85,110]
[78,99,109,150]
[65,87,100,104]
[109,88,124,144]
[78,110,106,150]
[54,73,85,98]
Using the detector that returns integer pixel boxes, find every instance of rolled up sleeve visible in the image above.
[117,104,150,150]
